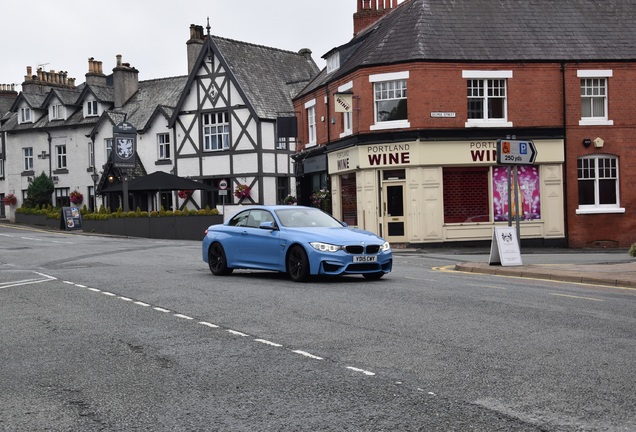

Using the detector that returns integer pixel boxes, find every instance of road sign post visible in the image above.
[496,139,539,249]
[218,179,228,217]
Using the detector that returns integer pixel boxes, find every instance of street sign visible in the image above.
[218,179,228,190]
[496,139,537,165]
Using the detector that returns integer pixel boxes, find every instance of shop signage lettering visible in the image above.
[336,150,350,171]
[470,141,497,162]
[367,144,410,166]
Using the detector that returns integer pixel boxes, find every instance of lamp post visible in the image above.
[90,171,99,212]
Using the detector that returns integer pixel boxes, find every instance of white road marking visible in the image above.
[347,366,376,376]
[254,339,283,347]
[134,301,150,307]
[198,321,219,328]
[153,307,171,313]
[227,330,249,337]
[118,296,133,302]
[88,288,101,292]
[102,291,116,296]
[550,293,604,302]
[292,350,323,360]
[174,314,193,320]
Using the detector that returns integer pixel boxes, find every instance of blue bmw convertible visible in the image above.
[202,205,392,282]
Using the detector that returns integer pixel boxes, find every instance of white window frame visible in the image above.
[23,147,34,171]
[203,112,230,151]
[462,70,513,128]
[105,138,113,160]
[305,99,317,147]
[578,70,613,126]
[157,133,171,160]
[86,100,99,117]
[370,71,410,131]
[88,142,95,168]
[326,52,340,74]
[50,104,65,121]
[576,154,624,214]
[56,145,67,169]
[339,82,353,138]
[0,159,4,178]
[19,107,32,124]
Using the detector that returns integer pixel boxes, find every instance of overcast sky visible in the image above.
[1,0,381,90]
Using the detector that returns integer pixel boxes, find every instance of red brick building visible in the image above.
[292,0,636,248]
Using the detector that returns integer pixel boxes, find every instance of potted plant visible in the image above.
[283,195,297,205]
[234,184,251,199]
[70,190,83,205]
[3,193,17,206]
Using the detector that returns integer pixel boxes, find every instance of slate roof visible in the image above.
[211,36,320,120]
[299,0,636,97]
[123,76,187,132]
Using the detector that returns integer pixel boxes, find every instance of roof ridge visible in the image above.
[211,35,309,57]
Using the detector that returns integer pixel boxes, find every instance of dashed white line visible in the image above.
[174,314,194,320]
[134,301,150,307]
[118,296,133,302]
[198,321,219,328]
[292,350,323,360]
[153,307,171,313]
[102,292,116,296]
[227,329,249,337]
[254,339,283,347]
[88,288,101,292]
[347,366,376,376]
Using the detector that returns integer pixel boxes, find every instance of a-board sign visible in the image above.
[60,206,82,231]
[489,227,523,266]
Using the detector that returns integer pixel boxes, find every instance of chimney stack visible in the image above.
[85,57,108,86]
[21,65,77,93]
[187,24,205,74]
[113,54,139,108]
[353,0,398,36]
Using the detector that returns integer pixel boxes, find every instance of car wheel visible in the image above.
[363,272,384,280]
[287,245,310,282]
[208,242,233,276]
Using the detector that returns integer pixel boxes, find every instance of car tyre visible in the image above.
[363,271,384,280]
[208,242,233,276]
[287,245,310,282]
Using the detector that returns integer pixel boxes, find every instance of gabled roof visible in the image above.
[43,88,82,107]
[78,84,114,104]
[124,76,187,132]
[298,0,636,97]
[172,34,320,123]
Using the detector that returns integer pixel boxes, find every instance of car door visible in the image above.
[237,210,280,269]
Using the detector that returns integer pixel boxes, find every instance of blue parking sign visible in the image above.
[520,142,528,154]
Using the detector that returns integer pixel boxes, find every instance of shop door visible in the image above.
[382,182,407,243]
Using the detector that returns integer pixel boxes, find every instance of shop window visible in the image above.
[443,167,490,223]
[493,166,541,221]
[576,155,624,214]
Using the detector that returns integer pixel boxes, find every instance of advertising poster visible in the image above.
[61,207,82,231]
[493,166,541,221]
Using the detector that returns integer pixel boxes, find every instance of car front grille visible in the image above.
[344,245,381,255]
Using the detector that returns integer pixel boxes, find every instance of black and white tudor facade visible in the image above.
[0,24,319,221]
[171,25,318,211]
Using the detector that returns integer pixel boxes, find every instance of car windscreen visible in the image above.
[275,208,344,228]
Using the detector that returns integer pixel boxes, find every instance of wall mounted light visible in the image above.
[582,138,592,148]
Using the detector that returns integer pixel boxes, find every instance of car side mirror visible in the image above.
[259,221,277,231]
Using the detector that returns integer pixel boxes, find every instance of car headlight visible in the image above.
[310,242,342,253]
[381,241,391,252]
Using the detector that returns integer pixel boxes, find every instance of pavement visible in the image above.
[398,247,636,289]
[2,219,635,289]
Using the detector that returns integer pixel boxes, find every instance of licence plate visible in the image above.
[353,255,377,263]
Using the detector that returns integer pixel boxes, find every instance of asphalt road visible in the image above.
[1,224,634,431]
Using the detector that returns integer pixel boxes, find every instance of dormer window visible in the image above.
[50,104,65,121]
[326,52,340,74]
[19,107,32,124]
[86,100,99,117]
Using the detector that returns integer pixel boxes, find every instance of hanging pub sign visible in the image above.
[334,92,353,113]
[60,206,82,231]
[112,121,137,168]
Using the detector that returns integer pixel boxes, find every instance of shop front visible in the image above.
[327,139,565,246]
